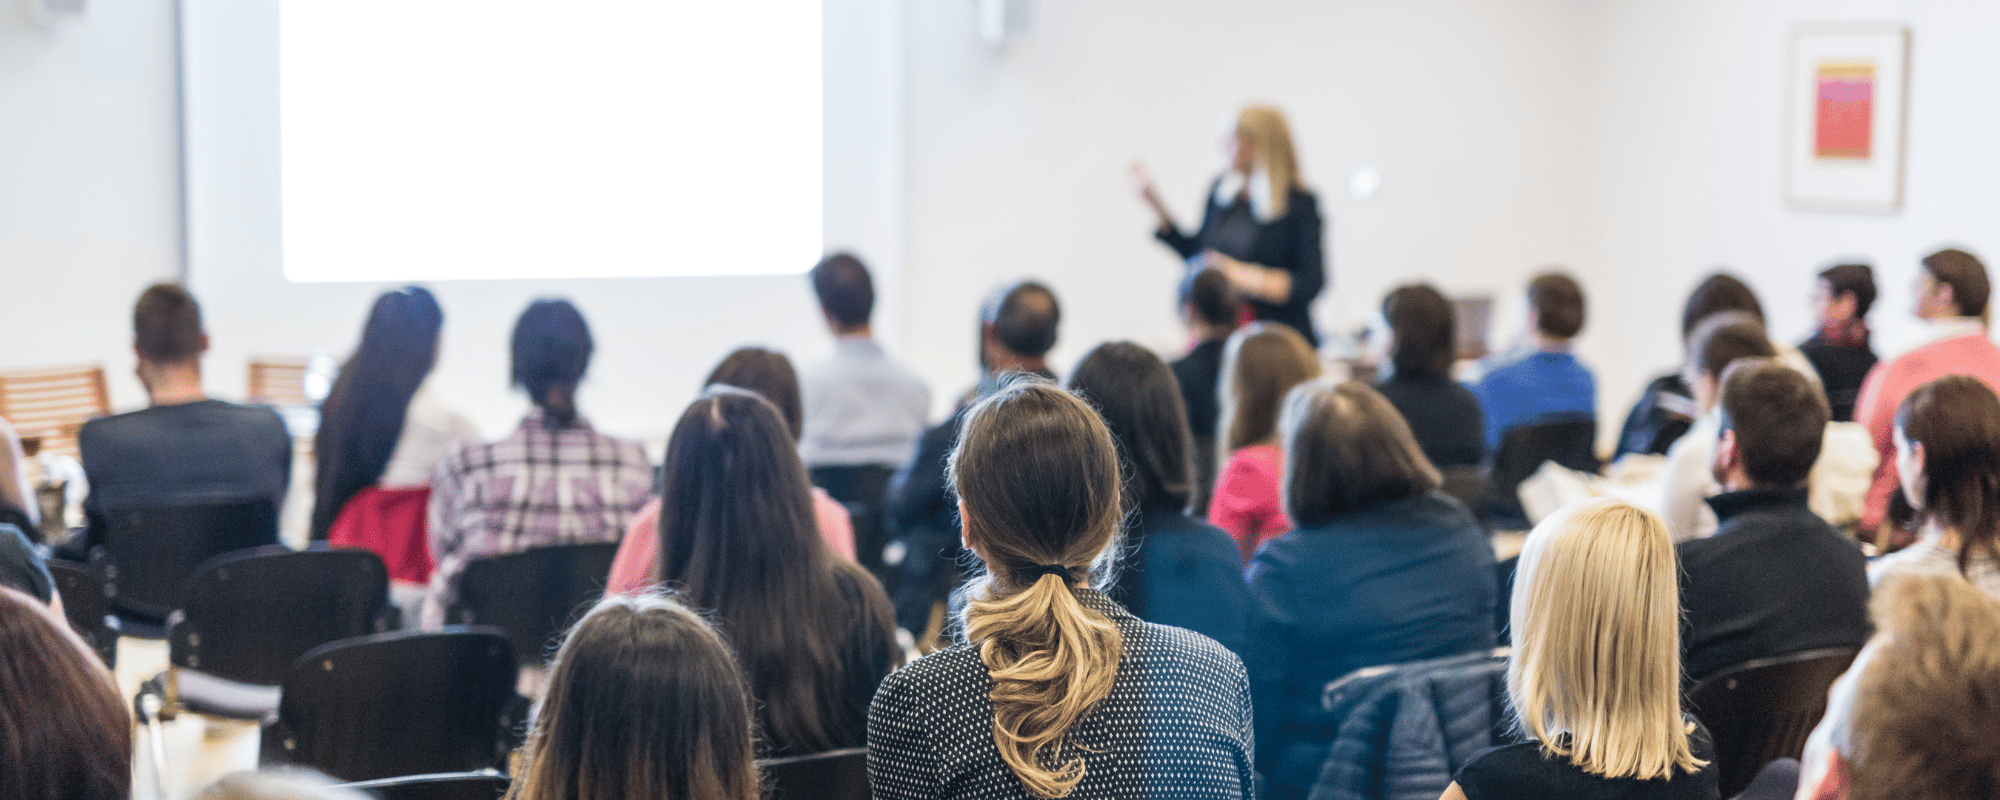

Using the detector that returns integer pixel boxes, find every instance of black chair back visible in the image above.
[98,499,279,623]
[1689,647,1860,798]
[337,772,510,800]
[1484,415,1600,528]
[262,628,519,782]
[762,747,870,800]
[450,541,619,667]
[47,559,116,667]
[170,546,390,686]
[811,465,897,582]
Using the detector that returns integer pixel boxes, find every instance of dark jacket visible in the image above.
[1310,650,1515,800]
[1110,499,1250,655]
[1245,491,1498,796]
[1678,488,1871,685]
[1375,374,1485,468]
[1157,183,1326,346]
[67,399,292,560]
[1798,336,1878,423]
[1615,373,1697,459]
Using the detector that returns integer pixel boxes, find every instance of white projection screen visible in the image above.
[279,1,822,282]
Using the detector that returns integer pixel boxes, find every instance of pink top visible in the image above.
[1853,331,2000,533]
[1208,443,1292,564]
[606,487,855,595]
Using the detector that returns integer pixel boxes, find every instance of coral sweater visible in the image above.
[1853,326,2000,533]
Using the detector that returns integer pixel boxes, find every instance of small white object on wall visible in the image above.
[1785,22,1910,213]
[1348,165,1382,202]
[978,0,1031,48]
[28,0,86,24]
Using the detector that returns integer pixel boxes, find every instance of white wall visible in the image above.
[0,0,181,409]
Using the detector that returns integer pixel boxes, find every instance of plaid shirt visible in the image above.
[422,410,653,627]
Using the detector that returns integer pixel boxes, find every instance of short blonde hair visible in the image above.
[1509,498,1705,780]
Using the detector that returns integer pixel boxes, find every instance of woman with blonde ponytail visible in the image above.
[868,378,1254,800]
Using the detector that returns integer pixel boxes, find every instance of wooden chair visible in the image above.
[762,747,870,800]
[0,363,110,459]
[247,356,313,408]
[1689,647,1861,798]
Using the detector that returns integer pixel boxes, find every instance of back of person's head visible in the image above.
[1680,273,1765,340]
[810,252,874,330]
[1218,322,1320,457]
[312,285,445,538]
[1687,311,1776,381]
[950,378,1124,799]
[1180,267,1240,330]
[658,387,885,754]
[1848,572,2000,800]
[1716,359,1827,489]
[704,347,803,442]
[1819,263,1877,319]
[195,770,366,800]
[1509,498,1703,781]
[1067,342,1194,514]
[1894,375,2000,576]
[984,281,1061,359]
[0,586,130,800]
[511,299,593,427]
[508,594,759,800]
[133,282,205,365]
[1383,283,1457,379]
[1281,380,1441,527]
[1921,248,1991,319]
[1526,272,1585,340]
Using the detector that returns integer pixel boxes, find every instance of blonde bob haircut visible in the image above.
[1235,105,1303,218]
[1508,497,1705,780]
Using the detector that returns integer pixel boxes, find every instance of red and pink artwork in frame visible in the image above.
[1814,62,1874,159]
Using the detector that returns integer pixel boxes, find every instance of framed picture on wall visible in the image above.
[1785,23,1910,213]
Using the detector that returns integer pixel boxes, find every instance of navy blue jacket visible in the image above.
[1110,500,1250,655]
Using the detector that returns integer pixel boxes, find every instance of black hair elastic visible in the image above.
[1019,563,1072,583]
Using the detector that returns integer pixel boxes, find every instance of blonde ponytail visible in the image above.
[965,572,1123,799]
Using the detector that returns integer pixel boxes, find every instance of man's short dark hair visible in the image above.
[1922,248,1990,318]
[1819,263,1877,319]
[810,252,874,329]
[1690,312,1777,380]
[1179,268,1239,328]
[133,283,204,364]
[1383,283,1456,379]
[1527,272,1585,340]
[985,281,1060,358]
[1681,273,1765,339]
[1718,358,1827,487]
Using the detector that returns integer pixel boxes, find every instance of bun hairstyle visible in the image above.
[510,299,594,428]
[950,378,1125,798]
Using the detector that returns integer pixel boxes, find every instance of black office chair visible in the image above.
[337,771,510,800]
[94,499,279,635]
[448,541,619,667]
[261,628,521,782]
[1483,414,1600,529]
[47,558,116,667]
[1689,647,1860,799]
[762,747,871,800]
[811,464,897,584]
[161,545,391,718]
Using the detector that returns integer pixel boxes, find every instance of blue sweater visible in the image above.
[1470,347,1596,450]
[1110,500,1251,656]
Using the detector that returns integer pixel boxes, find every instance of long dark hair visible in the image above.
[657,388,896,755]
[0,587,131,800]
[506,594,760,800]
[311,286,443,539]
[1066,342,1195,618]
[1895,375,2000,576]
[512,299,594,428]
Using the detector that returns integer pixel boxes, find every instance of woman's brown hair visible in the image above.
[950,378,1125,798]
[507,594,759,800]
[1217,322,1320,464]
[705,346,804,441]
[1280,380,1441,527]
[0,586,131,800]
[1894,375,2000,576]
[1849,572,2000,800]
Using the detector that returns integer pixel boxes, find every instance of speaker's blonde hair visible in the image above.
[950,379,1125,799]
[1509,498,1705,780]
[1235,105,1302,217]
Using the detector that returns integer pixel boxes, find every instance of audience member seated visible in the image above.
[885,280,1059,640]
[0,522,53,605]
[1795,571,2000,800]
[1171,267,1242,512]
[61,283,291,561]
[1799,264,1879,423]
[1615,273,1767,459]
[640,388,896,756]
[507,594,761,800]
[1471,271,1594,454]
[1207,322,1320,562]
[1870,375,2000,597]
[1659,313,1778,541]
[312,287,477,610]
[422,299,652,628]
[0,585,130,800]
[869,379,1254,800]
[1854,248,2000,537]
[1676,359,1870,685]
[1067,341,1250,654]
[607,347,855,594]
[1375,283,1484,469]
[0,416,37,531]
[1246,380,1496,800]
[1442,498,1718,800]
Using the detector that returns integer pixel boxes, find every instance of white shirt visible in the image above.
[378,386,480,488]
[1659,413,1879,543]
[799,336,932,469]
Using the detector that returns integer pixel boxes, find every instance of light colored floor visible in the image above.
[115,638,262,800]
